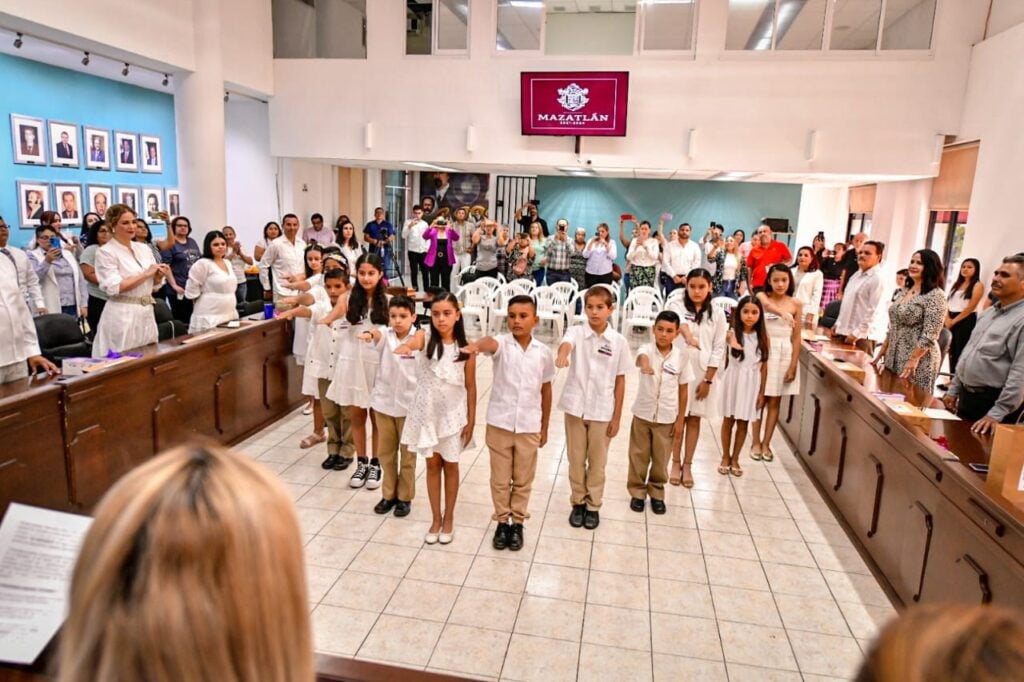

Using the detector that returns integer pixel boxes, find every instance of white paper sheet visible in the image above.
[0,503,92,665]
[921,408,962,421]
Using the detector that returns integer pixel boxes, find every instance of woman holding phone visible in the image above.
[583,223,617,287]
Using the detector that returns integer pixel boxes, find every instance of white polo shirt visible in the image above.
[558,323,631,422]
[370,328,419,418]
[631,343,695,424]
[486,333,556,434]
[305,295,348,380]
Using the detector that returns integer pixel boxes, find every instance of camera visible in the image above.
[436,217,448,226]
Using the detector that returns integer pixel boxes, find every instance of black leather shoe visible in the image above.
[321,454,340,470]
[569,504,586,527]
[393,500,411,517]
[374,498,397,515]
[508,523,525,551]
[650,499,667,515]
[492,523,510,550]
[583,509,600,530]
[630,497,645,512]
[332,455,353,471]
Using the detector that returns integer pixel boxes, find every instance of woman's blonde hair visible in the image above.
[856,604,1024,682]
[104,203,137,231]
[58,444,313,682]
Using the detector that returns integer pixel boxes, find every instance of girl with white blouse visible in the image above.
[792,247,824,327]
[92,205,172,358]
[185,231,239,334]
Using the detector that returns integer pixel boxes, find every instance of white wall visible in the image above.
[225,99,279,247]
[870,178,932,281]
[221,0,274,95]
[794,185,849,250]
[986,0,1024,38]
[957,20,1024,280]
[269,0,987,177]
[278,159,338,229]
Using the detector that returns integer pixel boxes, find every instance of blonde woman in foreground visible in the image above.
[58,444,313,682]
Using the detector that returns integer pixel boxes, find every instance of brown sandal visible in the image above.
[730,465,744,477]
[670,459,682,486]
[717,462,731,476]
[681,462,694,489]
[300,432,326,449]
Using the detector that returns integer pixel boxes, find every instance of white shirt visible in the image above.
[721,253,739,281]
[834,265,887,341]
[662,240,703,279]
[0,252,41,368]
[1,245,45,313]
[627,238,660,268]
[703,241,719,276]
[486,333,556,433]
[371,328,419,417]
[304,292,345,379]
[793,269,824,316]
[632,343,694,424]
[403,219,429,254]
[258,235,307,297]
[667,301,728,372]
[558,324,631,422]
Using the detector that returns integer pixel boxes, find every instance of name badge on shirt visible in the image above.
[597,343,614,357]
[764,312,780,321]
[662,363,678,376]
[682,312,696,323]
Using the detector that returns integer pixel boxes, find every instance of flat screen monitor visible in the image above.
[521,71,629,137]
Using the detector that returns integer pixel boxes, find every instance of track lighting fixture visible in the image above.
[81,51,90,66]
[14,33,23,49]
[162,73,169,87]
[122,62,130,77]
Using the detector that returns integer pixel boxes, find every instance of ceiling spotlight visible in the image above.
[224,91,229,102]
[14,33,23,49]
[162,73,169,86]
[82,51,90,66]
[122,63,130,77]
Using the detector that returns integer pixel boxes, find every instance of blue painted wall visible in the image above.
[535,176,802,266]
[0,53,177,247]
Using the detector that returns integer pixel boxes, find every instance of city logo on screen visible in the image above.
[521,71,628,137]
[557,83,590,112]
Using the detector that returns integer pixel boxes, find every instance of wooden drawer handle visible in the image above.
[961,554,992,604]
[869,412,892,435]
[812,362,825,378]
[152,361,180,375]
[215,342,239,355]
[866,453,884,538]
[915,452,943,482]
[967,498,1006,537]
[0,411,22,428]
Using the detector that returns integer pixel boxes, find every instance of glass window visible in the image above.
[406,1,432,55]
[272,0,367,59]
[641,0,697,52]
[829,0,882,50]
[408,0,469,55]
[775,0,828,50]
[545,3,636,55]
[726,0,775,50]
[881,0,936,49]
[437,0,470,51]
[496,0,544,51]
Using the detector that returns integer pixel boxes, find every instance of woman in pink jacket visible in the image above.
[423,216,461,292]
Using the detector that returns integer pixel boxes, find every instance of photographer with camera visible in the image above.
[544,219,574,285]
[515,200,548,237]
[423,215,461,291]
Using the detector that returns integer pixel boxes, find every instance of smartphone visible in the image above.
[620,213,633,221]
[148,210,161,219]
[661,212,673,221]
[49,236,61,249]
[968,463,989,474]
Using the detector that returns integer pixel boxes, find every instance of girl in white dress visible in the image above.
[792,247,824,327]
[665,268,727,488]
[754,264,803,462]
[322,253,390,488]
[396,292,477,545]
[185,231,239,334]
[92,205,172,358]
[719,296,769,478]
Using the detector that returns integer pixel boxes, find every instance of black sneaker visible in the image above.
[492,523,510,550]
[508,523,525,551]
[374,498,397,514]
[365,462,382,490]
[630,497,645,512]
[321,454,340,470]
[583,509,600,530]
[394,500,411,517]
[332,455,353,471]
[569,504,586,528]
[349,460,370,488]
[650,499,667,515]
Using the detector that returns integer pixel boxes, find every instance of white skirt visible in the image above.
[764,337,800,397]
[188,292,238,334]
[93,301,159,358]
[719,363,761,422]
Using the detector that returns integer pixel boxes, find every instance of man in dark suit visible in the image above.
[61,192,80,220]
[119,139,134,164]
[56,131,74,159]
[89,136,106,163]
[20,126,39,156]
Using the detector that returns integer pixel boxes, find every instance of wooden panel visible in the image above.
[848,184,877,213]
[930,144,979,211]
[0,383,68,516]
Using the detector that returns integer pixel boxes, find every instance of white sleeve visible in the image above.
[541,346,556,383]
[809,271,823,315]
[184,260,208,300]
[708,309,728,369]
[559,325,579,349]
[258,241,275,289]
[96,247,123,297]
[615,336,632,376]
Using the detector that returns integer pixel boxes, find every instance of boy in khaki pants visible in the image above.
[462,295,554,551]
[367,296,419,517]
[628,310,692,514]
[555,286,630,530]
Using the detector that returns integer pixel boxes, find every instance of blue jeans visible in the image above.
[719,280,739,300]
[61,304,77,316]
[546,269,571,285]
[532,268,546,286]
[235,281,248,304]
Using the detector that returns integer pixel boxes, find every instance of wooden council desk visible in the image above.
[778,339,1024,608]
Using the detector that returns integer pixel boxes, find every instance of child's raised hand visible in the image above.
[555,353,570,369]
[639,357,655,375]
[359,329,381,344]
[460,342,481,355]
[781,311,795,327]
[394,343,413,356]
[727,329,743,351]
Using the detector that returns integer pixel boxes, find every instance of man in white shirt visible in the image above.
[0,218,46,315]
[833,240,887,353]
[402,205,430,291]
[661,222,703,294]
[259,213,307,305]
[0,222,59,384]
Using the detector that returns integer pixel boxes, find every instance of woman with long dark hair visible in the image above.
[336,220,364,275]
[185,230,238,334]
[945,258,984,376]
[254,221,281,261]
[792,246,823,327]
[876,249,948,392]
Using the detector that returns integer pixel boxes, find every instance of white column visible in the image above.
[174,0,227,233]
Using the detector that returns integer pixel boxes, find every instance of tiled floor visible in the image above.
[236,330,897,681]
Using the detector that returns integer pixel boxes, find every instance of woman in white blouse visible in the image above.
[792,247,824,327]
[93,205,172,358]
[583,223,618,287]
[186,231,239,334]
[626,220,660,289]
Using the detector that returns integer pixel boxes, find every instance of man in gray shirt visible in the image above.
[943,253,1024,435]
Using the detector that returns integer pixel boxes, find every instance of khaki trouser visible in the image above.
[375,411,417,502]
[627,415,674,501]
[565,414,611,511]
[486,425,540,524]
[318,378,354,457]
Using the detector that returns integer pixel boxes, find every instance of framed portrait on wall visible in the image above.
[17,180,50,227]
[114,131,138,172]
[140,134,162,173]
[142,187,163,219]
[87,185,113,216]
[165,188,180,219]
[10,114,47,165]
[53,183,84,224]
[83,126,111,170]
[116,186,140,213]
[48,120,80,168]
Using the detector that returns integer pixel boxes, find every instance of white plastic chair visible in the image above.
[665,288,687,310]
[535,286,573,339]
[507,279,536,296]
[456,281,494,332]
[490,281,535,334]
[628,285,664,306]
[474,276,502,302]
[548,281,579,321]
[711,296,736,318]
[620,289,662,336]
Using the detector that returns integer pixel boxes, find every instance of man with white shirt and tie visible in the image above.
[0,217,46,315]
[259,213,307,306]
[0,216,59,384]
[833,240,887,354]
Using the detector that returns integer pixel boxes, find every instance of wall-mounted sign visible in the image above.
[521,71,629,137]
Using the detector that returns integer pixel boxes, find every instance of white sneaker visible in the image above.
[349,460,369,488]
[365,461,382,490]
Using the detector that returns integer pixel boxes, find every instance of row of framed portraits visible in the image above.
[11,113,165,173]
[15,180,180,229]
